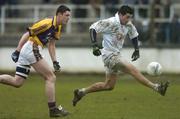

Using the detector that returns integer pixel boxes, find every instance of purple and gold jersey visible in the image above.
[27,16,62,47]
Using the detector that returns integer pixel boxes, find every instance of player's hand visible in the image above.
[11,50,20,63]
[92,44,101,56]
[53,61,61,72]
[131,49,140,61]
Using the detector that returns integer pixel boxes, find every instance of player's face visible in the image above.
[58,11,71,25]
[120,13,132,25]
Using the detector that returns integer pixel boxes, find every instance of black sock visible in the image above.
[48,102,56,110]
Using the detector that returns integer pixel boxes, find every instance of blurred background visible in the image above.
[0,0,180,73]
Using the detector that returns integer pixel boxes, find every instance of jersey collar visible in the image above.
[52,16,57,27]
[115,13,120,25]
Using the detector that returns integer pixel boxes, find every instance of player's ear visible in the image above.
[57,12,60,16]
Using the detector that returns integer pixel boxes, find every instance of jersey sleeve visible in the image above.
[89,18,113,33]
[127,21,139,39]
[27,19,51,36]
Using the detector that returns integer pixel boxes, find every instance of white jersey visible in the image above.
[89,13,138,55]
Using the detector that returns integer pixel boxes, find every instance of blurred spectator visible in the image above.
[42,0,67,4]
[89,0,101,18]
[0,0,6,16]
[164,0,172,18]
[158,14,180,44]
[0,0,6,6]
[154,0,162,18]
[51,0,67,4]
[157,22,170,43]
[42,0,51,4]
[170,14,180,43]
[122,0,136,5]
[135,0,149,18]
[71,0,89,32]
[71,0,88,18]
[135,0,149,4]
[102,0,119,17]
[6,0,19,18]
[6,0,18,5]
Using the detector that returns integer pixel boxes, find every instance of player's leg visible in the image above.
[0,40,34,88]
[83,73,117,93]
[72,54,122,106]
[72,73,118,106]
[0,65,30,88]
[31,59,69,117]
[32,59,56,102]
[120,61,157,89]
[117,59,169,96]
[0,75,25,88]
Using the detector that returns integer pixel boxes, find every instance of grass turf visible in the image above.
[0,73,179,119]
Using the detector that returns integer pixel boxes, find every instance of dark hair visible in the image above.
[118,5,133,15]
[56,5,70,15]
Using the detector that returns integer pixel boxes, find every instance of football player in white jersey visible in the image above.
[72,5,169,106]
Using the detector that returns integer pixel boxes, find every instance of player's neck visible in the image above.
[56,16,62,26]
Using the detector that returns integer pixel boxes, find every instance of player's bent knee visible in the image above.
[13,81,23,88]
[52,74,56,80]
[106,86,114,91]
[50,74,56,82]
[104,85,114,91]
[45,73,56,82]
[14,76,26,88]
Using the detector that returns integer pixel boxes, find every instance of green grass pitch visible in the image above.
[0,73,180,119]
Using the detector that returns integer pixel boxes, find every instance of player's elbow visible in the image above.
[107,86,114,91]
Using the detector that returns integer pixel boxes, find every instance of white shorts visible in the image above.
[16,41,43,79]
[102,51,127,74]
[18,40,43,65]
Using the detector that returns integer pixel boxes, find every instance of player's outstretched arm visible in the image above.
[11,32,29,62]
[48,39,61,72]
[16,32,30,51]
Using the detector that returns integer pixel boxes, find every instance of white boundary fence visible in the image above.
[0,47,180,73]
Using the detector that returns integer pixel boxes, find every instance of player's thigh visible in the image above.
[31,59,54,78]
[107,55,137,74]
[106,55,128,72]
[118,60,138,74]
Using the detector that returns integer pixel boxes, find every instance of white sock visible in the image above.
[79,88,86,94]
[153,83,159,91]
